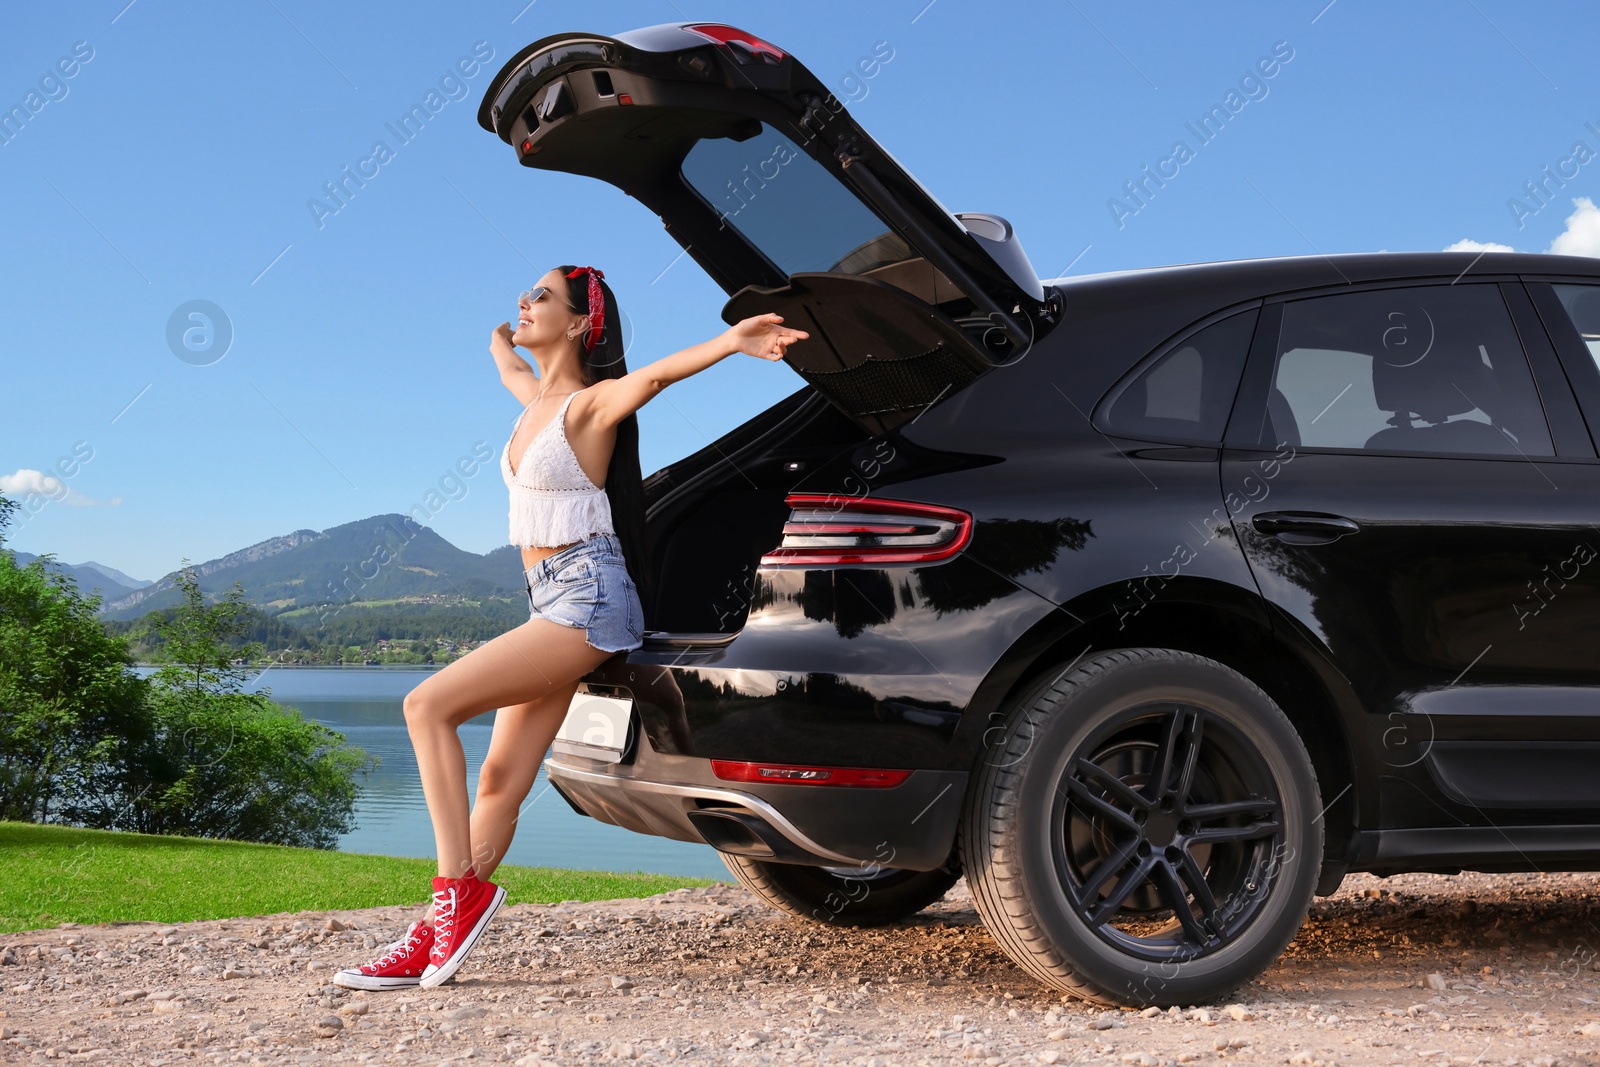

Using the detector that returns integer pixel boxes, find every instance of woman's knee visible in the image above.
[403,688,449,730]
[476,756,529,802]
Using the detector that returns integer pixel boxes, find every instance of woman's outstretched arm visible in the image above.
[587,313,809,430]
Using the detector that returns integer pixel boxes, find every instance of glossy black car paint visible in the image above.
[475,25,1600,888]
[554,251,1600,887]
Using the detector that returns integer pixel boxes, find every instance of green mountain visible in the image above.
[98,514,529,638]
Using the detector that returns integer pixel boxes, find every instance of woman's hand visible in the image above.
[491,322,516,354]
[725,313,810,362]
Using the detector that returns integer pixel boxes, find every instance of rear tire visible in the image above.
[960,648,1322,1007]
[719,852,961,927]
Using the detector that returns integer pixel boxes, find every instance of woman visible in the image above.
[334,264,807,990]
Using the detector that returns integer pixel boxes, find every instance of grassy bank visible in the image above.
[0,822,718,934]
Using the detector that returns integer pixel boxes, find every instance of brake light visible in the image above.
[684,24,786,64]
[760,494,973,566]
[710,760,910,787]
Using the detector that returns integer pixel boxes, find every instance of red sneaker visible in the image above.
[419,872,505,988]
[332,920,434,990]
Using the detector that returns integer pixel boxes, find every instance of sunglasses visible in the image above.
[518,285,580,310]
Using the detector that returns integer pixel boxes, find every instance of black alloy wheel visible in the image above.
[961,648,1322,1007]
[1058,702,1285,961]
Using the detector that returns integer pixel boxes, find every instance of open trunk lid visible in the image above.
[478,22,1060,434]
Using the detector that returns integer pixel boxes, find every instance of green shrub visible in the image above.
[0,498,149,823]
[66,564,377,849]
[65,685,376,849]
[0,498,376,849]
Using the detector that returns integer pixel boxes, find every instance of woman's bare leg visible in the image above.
[411,687,577,924]
[468,685,578,882]
[403,615,614,883]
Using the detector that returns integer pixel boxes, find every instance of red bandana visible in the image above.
[565,265,606,351]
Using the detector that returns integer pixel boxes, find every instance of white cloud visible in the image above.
[0,469,65,496]
[0,468,118,506]
[1444,238,1515,253]
[1447,195,1600,257]
[1548,196,1600,257]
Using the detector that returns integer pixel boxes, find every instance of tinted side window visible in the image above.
[1101,308,1258,444]
[1552,284,1600,372]
[1254,284,1554,457]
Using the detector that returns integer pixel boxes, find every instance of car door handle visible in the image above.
[1251,511,1362,545]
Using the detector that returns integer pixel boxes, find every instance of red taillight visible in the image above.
[683,24,786,64]
[759,494,973,566]
[520,138,533,153]
[710,760,910,787]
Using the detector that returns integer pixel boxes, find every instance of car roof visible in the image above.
[1042,251,1600,300]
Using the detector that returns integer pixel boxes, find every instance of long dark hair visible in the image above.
[557,265,655,625]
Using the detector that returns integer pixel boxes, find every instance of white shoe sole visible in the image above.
[418,885,506,989]
[331,969,420,990]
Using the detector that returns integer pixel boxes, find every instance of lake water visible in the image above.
[133,666,727,880]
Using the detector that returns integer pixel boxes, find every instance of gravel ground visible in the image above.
[3,870,1599,1066]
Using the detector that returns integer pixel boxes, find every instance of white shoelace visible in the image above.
[372,922,427,969]
[432,884,458,946]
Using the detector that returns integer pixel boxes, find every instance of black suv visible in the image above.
[478,23,1600,1006]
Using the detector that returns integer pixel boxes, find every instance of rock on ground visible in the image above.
[2,870,1599,1065]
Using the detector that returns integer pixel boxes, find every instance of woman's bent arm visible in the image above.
[491,323,540,405]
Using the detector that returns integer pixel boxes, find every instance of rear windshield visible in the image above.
[680,122,907,277]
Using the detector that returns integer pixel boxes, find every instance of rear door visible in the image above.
[1221,278,1600,825]
[477,22,1060,435]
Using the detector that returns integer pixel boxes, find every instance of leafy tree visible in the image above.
[149,564,264,696]
[63,558,378,848]
[68,684,375,848]
[0,495,149,823]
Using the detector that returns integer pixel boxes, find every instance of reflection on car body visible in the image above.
[480,22,1600,1006]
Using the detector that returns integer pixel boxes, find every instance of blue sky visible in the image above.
[4,0,1597,581]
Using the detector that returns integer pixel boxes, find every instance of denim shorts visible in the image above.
[523,532,645,654]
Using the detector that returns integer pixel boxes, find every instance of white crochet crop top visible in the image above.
[500,389,616,548]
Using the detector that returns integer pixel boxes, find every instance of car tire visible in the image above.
[960,647,1322,1007]
[719,852,962,927]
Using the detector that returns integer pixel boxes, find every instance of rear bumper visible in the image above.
[545,742,966,871]
[545,554,1057,870]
